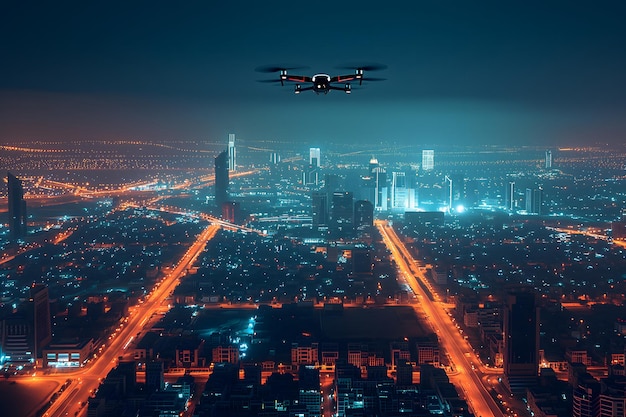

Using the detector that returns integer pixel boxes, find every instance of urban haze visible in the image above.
[1,2,626,417]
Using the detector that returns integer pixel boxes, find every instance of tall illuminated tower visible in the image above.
[214,150,229,209]
[228,133,236,172]
[505,181,515,211]
[422,150,434,171]
[391,172,409,211]
[545,150,552,169]
[7,171,27,240]
[309,148,321,167]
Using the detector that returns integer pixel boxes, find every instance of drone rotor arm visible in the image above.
[330,74,360,84]
[283,75,312,83]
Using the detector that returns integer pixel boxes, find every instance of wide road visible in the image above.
[376,220,503,417]
[44,223,221,417]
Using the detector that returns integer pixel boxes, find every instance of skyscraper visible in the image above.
[505,181,515,211]
[422,150,434,171]
[309,147,321,167]
[331,191,354,234]
[30,284,52,358]
[228,133,236,172]
[311,192,329,228]
[303,165,319,186]
[7,171,27,240]
[545,150,552,169]
[391,171,409,211]
[525,187,543,214]
[373,167,387,211]
[303,148,321,187]
[354,200,374,230]
[214,150,229,209]
[369,157,379,174]
[504,289,539,393]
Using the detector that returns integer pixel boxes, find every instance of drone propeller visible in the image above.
[360,77,386,82]
[256,79,283,83]
[255,65,309,73]
[335,63,388,71]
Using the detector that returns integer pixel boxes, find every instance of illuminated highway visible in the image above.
[43,223,221,417]
[376,219,503,417]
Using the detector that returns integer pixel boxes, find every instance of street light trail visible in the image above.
[376,219,503,417]
[44,223,221,417]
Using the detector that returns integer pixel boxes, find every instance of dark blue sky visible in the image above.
[1,1,625,146]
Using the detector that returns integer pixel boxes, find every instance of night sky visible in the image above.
[1,1,625,146]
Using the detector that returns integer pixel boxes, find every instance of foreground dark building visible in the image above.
[504,289,539,394]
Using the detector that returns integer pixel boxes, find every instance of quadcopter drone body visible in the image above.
[257,64,386,95]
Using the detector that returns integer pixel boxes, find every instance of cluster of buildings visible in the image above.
[89,301,469,417]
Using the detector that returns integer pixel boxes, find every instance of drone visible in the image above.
[256,64,387,95]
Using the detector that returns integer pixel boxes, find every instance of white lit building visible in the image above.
[228,133,236,172]
[391,171,409,211]
[422,150,434,171]
[309,147,321,167]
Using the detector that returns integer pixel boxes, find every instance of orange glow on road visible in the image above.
[376,219,503,417]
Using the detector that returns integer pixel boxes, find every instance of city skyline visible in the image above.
[1,140,626,417]
[1,2,625,146]
[2,2,626,416]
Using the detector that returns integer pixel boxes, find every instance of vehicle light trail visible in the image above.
[44,223,221,417]
[376,219,503,417]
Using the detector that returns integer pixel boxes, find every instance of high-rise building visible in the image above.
[504,289,539,393]
[354,200,374,230]
[545,150,552,169]
[303,165,319,186]
[505,182,515,211]
[525,187,543,214]
[30,284,51,358]
[7,172,27,240]
[331,191,354,234]
[391,171,409,211]
[449,174,465,208]
[422,150,434,171]
[228,133,236,172]
[369,157,379,174]
[311,192,329,228]
[373,167,387,211]
[270,152,280,165]
[214,150,229,209]
[444,175,453,211]
[309,147,321,167]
